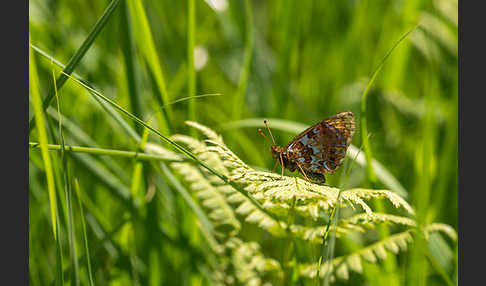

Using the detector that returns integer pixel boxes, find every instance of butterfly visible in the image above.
[260,112,356,184]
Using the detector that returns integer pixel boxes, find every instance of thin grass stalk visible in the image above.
[52,63,80,286]
[28,142,187,162]
[73,179,95,286]
[187,0,196,127]
[45,106,141,182]
[130,123,151,207]
[91,87,142,143]
[233,0,254,120]
[360,25,418,185]
[316,190,342,286]
[29,0,121,133]
[322,206,340,286]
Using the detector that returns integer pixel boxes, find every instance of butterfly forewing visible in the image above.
[285,112,355,175]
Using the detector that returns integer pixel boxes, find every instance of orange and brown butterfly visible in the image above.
[259,112,356,184]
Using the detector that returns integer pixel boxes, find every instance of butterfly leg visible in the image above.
[272,158,279,172]
[279,153,285,179]
[296,163,312,183]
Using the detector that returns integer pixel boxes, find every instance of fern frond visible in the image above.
[211,237,283,286]
[288,213,415,244]
[228,237,283,285]
[204,137,414,219]
[170,162,240,236]
[184,120,224,143]
[173,122,421,238]
[340,212,416,230]
[423,223,457,241]
[171,135,230,178]
[205,141,249,170]
[340,188,415,215]
[217,185,287,237]
[144,142,186,161]
[297,223,457,281]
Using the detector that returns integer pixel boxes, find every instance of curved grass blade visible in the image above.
[29,0,122,134]
[360,25,418,184]
[30,44,142,143]
[30,38,64,285]
[29,39,58,240]
[144,93,221,123]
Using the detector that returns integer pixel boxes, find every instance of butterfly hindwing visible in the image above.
[285,112,355,176]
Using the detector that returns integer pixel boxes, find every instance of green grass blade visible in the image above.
[127,0,172,133]
[28,0,122,133]
[233,0,254,120]
[29,38,58,240]
[52,62,80,286]
[74,179,95,286]
[30,44,142,143]
[120,1,143,132]
[187,0,196,125]
[55,218,64,286]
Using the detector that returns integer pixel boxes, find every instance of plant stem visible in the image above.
[29,142,187,162]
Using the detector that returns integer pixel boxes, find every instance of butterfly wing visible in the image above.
[285,111,355,175]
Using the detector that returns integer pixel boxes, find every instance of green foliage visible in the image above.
[29,0,457,285]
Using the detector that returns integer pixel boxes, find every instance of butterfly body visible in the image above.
[270,111,356,184]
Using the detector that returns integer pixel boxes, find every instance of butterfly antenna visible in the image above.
[258,128,273,145]
[264,120,276,144]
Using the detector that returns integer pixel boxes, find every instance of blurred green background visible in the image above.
[29,0,457,285]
